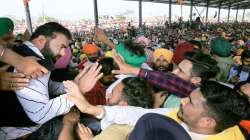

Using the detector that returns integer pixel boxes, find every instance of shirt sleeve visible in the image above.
[48,80,66,96]
[15,74,74,124]
[100,106,173,130]
[138,69,197,97]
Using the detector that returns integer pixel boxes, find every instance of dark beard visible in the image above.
[40,40,57,63]
[177,104,185,123]
[153,65,168,72]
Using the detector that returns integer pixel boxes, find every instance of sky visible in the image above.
[0,0,249,22]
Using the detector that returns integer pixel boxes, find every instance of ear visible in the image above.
[36,35,47,49]
[198,117,216,129]
[190,76,202,85]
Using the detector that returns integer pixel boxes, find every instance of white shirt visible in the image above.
[100,106,217,140]
[0,41,74,140]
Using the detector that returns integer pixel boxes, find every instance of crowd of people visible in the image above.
[0,15,249,140]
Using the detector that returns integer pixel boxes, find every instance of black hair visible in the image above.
[200,80,250,132]
[122,77,154,108]
[185,50,219,81]
[241,49,250,60]
[30,22,72,41]
[123,40,145,57]
[99,57,117,76]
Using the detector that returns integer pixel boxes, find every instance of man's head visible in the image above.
[153,48,173,72]
[30,22,72,63]
[210,37,231,57]
[172,51,219,84]
[82,43,100,63]
[241,50,250,68]
[178,81,249,134]
[115,40,146,68]
[99,57,117,86]
[0,17,15,45]
[107,77,153,108]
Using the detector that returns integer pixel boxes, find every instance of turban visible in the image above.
[0,17,14,37]
[115,43,146,68]
[153,48,173,63]
[173,42,194,64]
[135,36,150,47]
[211,37,231,57]
[82,43,100,55]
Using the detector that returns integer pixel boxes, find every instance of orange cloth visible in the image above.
[82,43,100,55]
[240,120,250,134]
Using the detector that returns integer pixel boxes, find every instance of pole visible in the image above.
[190,0,193,22]
[242,8,245,22]
[169,0,172,24]
[205,0,209,25]
[227,5,230,23]
[218,3,221,22]
[139,0,142,27]
[236,6,238,22]
[23,1,33,34]
[93,0,99,26]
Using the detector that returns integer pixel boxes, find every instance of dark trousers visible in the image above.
[26,114,101,140]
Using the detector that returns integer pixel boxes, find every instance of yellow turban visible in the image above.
[105,51,113,58]
[153,48,173,63]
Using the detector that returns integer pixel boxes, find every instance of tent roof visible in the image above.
[126,0,250,9]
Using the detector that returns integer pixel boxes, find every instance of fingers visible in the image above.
[96,73,103,81]
[63,80,77,93]
[9,82,29,90]
[112,70,123,75]
[78,123,93,135]
[112,49,124,66]
[74,65,91,83]
[0,65,10,71]
[10,72,26,78]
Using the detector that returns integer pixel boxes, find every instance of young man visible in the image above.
[65,80,249,140]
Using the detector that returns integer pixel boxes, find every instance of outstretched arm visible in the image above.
[94,27,115,49]
[0,45,48,78]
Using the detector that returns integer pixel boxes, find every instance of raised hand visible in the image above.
[77,123,93,140]
[94,27,109,43]
[0,65,29,91]
[78,63,103,94]
[64,80,91,113]
[15,56,48,79]
[112,49,140,75]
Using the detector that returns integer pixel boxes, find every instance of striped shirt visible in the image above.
[0,41,74,140]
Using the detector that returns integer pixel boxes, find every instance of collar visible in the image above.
[23,41,45,59]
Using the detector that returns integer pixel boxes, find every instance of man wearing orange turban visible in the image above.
[78,43,101,69]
